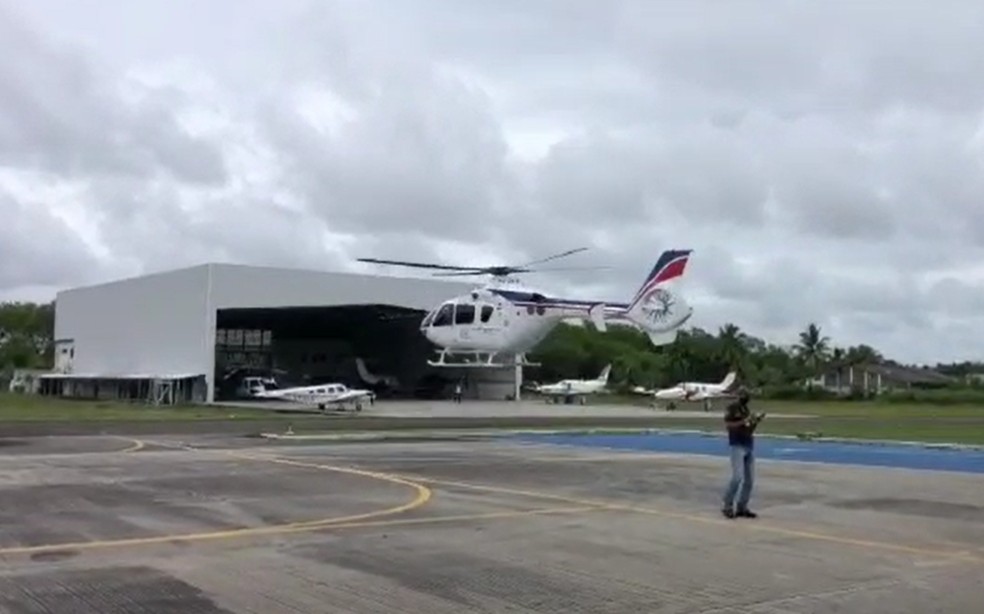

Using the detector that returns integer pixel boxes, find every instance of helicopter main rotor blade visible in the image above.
[518,247,589,268]
[431,265,609,277]
[430,270,524,277]
[359,246,592,277]
[356,257,483,272]
[526,265,612,272]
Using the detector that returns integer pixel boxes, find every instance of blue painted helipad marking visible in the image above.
[508,432,984,474]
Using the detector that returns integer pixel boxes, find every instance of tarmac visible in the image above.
[0,430,981,612]
[212,397,818,421]
[214,397,733,418]
[0,399,814,438]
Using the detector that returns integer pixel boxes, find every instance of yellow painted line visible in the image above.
[118,438,145,453]
[378,472,982,564]
[0,505,589,558]
[237,505,598,536]
[0,442,432,558]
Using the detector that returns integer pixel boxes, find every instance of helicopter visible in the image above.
[357,247,694,368]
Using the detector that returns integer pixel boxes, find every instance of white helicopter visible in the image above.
[357,247,694,368]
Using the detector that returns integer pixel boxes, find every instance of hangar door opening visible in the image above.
[213,304,458,401]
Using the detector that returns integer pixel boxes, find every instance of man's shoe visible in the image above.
[736,509,758,518]
[721,507,735,519]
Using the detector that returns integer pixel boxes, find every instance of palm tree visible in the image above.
[717,323,748,379]
[796,323,830,376]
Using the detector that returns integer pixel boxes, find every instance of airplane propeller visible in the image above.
[357,247,610,278]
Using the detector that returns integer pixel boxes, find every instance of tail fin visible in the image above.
[597,364,612,382]
[619,249,694,345]
[355,357,373,383]
[720,371,737,389]
[628,249,692,312]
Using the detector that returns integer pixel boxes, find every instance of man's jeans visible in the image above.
[723,444,755,511]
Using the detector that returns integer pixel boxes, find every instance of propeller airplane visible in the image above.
[633,371,738,411]
[528,364,612,405]
[357,247,694,369]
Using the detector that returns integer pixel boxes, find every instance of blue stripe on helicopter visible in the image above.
[490,289,630,310]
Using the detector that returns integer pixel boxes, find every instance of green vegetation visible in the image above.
[0,302,53,370]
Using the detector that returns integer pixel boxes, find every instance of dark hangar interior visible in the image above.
[212,304,461,401]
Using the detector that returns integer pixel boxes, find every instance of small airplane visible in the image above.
[357,247,694,368]
[633,371,738,410]
[529,364,612,405]
[252,381,375,412]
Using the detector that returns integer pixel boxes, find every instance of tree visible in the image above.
[0,301,55,370]
[716,323,749,377]
[845,344,882,365]
[795,322,830,374]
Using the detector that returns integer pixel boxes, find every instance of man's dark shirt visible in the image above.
[724,400,754,447]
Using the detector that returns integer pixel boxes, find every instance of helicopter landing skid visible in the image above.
[428,350,540,369]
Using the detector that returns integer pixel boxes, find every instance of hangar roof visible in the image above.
[56,262,477,313]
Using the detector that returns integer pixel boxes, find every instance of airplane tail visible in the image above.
[615,249,694,346]
[720,371,737,389]
[597,364,612,383]
[355,357,377,384]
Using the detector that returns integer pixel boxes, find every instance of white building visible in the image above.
[42,263,519,404]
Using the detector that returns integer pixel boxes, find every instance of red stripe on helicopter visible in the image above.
[632,254,689,306]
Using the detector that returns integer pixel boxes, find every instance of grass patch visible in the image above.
[613,416,984,446]
[753,399,984,419]
[0,393,305,422]
[602,394,984,418]
[592,397,984,445]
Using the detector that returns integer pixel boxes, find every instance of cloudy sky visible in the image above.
[2,0,983,364]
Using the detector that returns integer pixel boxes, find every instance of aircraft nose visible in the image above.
[422,327,439,344]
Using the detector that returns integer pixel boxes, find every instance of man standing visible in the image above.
[721,387,764,519]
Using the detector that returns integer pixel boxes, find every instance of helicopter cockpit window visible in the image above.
[454,303,475,324]
[431,303,454,327]
[421,310,436,328]
[480,305,493,323]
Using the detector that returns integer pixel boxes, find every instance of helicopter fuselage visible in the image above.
[418,282,640,362]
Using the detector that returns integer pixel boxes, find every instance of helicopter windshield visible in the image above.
[433,303,454,326]
[421,310,436,328]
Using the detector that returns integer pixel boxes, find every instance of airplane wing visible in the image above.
[334,390,373,402]
[253,389,289,399]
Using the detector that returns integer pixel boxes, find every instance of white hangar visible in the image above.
[41,263,520,404]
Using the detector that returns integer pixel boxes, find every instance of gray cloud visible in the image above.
[0,188,102,290]
[0,3,227,185]
[2,0,984,365]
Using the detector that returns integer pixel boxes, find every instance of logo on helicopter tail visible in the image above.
[639,288,676,325]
